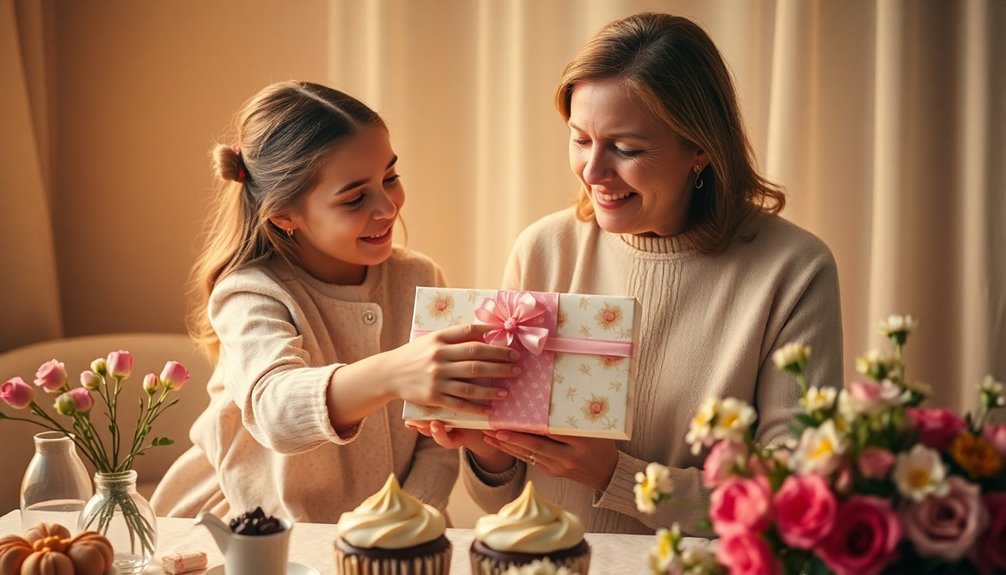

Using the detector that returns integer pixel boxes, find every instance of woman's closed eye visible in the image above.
[614,146,643,157]
[383,173,401,186]
[343,193,366,207]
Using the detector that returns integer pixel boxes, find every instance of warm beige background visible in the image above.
[2,1,1003,436]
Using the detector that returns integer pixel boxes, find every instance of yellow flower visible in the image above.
[948,433,1004,478]
[594,304,623,330]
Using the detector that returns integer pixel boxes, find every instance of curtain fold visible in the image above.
[0,0,62,352]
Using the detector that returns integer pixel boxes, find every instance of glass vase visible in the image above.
[20,431,93,532]
[78,470,157,575]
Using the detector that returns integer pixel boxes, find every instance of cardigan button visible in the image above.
[362,310,377,325]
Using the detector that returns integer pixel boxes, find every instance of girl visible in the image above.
[151,81,518,522]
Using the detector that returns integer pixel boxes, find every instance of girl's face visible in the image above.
[281,125,404,284]
[567,78,706,238]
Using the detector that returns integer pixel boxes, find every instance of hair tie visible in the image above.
[231,143,247,183]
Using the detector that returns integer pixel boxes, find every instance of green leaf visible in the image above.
[151,437,174,447]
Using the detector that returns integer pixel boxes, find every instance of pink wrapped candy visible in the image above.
[161,550,208,574]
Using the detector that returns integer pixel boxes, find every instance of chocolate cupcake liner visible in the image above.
[334,536,451,575]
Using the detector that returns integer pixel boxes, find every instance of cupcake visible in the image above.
[334,473,451,574]
[470,482,590,575]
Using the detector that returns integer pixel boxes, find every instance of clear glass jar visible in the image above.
[78,469,157,575]
[19,431,93,531]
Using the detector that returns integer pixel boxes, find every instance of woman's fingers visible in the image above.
[446,380,509,401]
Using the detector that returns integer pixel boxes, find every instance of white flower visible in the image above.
[635,462,673,514]
[981,375,1006,407]
[893,444,949,502]
[904,379,933,399]
[502,558,575,575]
[686,398,719,454]
[879,314,917,343]
[710,398,756,443]
[648,527,680,574]
[855,349,897,381]
[680,546,719,575]
[800,386,837,412]
[789,420,847,475]
[772,342,811,373]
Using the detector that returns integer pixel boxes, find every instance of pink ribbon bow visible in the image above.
[474,291,550,355]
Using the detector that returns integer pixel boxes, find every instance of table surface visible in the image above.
[1,509,669,574]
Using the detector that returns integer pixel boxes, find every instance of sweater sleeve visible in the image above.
[210,283,352,454]
[754,242,844,446]
[402,434,460,512]
[593,451,714,537]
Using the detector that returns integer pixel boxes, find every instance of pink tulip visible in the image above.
[973,492,1006,575]
[67,388,93,413]
[106,350,133,378]
[703,440,748,488]
[1,377,35,409]
[817,495,901,575]
[983,424,1006,458]
[709,477,772,537]
[902,476,986,561]
[906,407,966,450]
[159,361,189,391]
[34,359,66,392]
[858,447,896,479]
[715,530,780,575]
[143,373,159,394]
[773,473,838,549]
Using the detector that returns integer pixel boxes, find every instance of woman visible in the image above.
[413,12,842,535]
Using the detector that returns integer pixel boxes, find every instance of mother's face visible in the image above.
[567,78,706,238]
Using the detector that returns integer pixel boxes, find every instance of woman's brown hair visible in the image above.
[190,81,384,360]
[555,12,785,253]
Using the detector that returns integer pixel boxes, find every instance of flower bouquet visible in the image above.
[1,350,189,573]
[635,315,1006,575]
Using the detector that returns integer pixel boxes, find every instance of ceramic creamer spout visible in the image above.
[195,511,232,555]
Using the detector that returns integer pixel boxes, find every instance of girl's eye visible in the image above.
[383,174,401,186]
[344,194,366,207]
[615,147,643,157]
[571,138,591,147]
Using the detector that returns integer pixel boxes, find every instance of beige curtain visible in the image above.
[327,0,1005,411]
[0,0,62,351]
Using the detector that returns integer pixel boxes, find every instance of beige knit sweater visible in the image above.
[462,208,843,535]
[151,247,458,523]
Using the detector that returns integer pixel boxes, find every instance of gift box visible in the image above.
[402,288,640,440]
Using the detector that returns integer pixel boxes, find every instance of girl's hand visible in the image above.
[405,419,515,473]
[483,430,619,492]
[386,324,520,414]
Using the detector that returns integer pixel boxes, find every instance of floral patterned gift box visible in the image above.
[402,287,641,440]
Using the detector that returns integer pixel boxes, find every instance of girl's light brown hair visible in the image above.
[555,12,784,253]
[191,81,384,361]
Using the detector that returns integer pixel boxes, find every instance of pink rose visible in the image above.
[79,370,101,390]
[906,407,966,450]
[902,476,986,561]
[159,361,189,391]
[818,495,901,575]
[703,440,748,488]
[845,380,903,415]
[709,477,771,537]
[33,359,66,392]
[983,424,1006,458]
[1,377,35,409]
[67,388,94,413]
[858,447,896,479]
[106,350,134,378]
[715,531,780,575]
[773,473,837,548]
[143,373,159,394]
[973,492,1006,575]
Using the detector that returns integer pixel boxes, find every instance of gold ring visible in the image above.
[527,454,537,466]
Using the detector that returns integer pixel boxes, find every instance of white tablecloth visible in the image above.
[0,510,663,574]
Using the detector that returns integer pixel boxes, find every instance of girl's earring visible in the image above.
[286,228,295,238]
[694,164,704,190]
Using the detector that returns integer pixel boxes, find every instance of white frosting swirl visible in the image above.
[336,474,445,549]
[474,481,585,553]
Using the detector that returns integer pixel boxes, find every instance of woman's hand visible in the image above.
[405,419,516,473]
[483,430,619,492]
